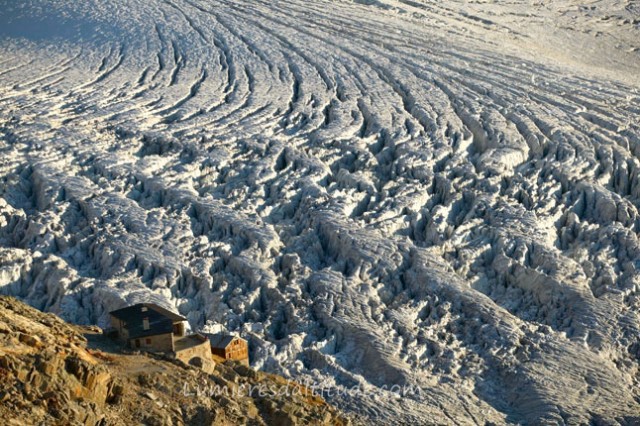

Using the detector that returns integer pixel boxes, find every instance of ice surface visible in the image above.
[1,0,639,423]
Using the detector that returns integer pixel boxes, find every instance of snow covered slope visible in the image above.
[1,0,640,423]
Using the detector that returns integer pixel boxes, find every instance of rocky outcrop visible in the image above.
[0,296,354,425]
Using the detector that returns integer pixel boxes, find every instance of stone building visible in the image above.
[109,303,214,372]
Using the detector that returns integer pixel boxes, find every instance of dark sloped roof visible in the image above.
[205,333,245,349]
[110,303,186,322]
[109,303,186,339]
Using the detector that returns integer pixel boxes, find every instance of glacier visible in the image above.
[1,0,640,423]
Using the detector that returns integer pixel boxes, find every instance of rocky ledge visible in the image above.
[0,296,354,425]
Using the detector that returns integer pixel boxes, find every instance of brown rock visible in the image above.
[18,333,42,347]
[0,296,353,426]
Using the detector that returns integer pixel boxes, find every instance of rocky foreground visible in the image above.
[0,296,353,425]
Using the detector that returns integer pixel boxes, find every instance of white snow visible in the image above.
[1,0,639,423]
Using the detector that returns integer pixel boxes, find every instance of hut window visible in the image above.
[146,338,151,345]
[143,317,150,330]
